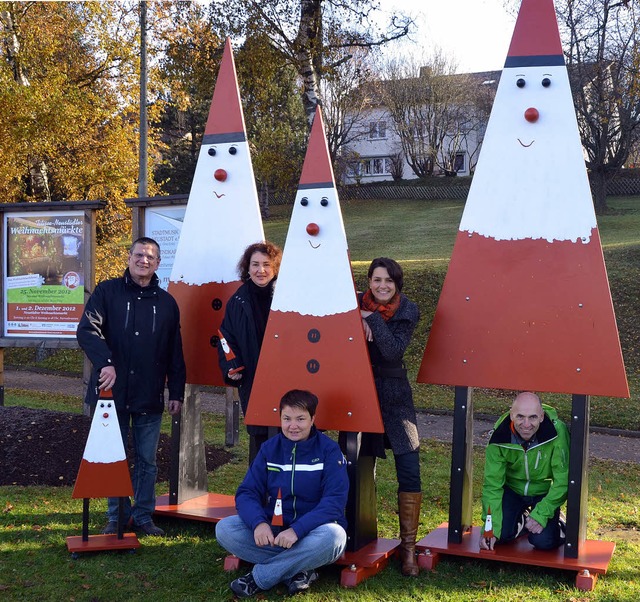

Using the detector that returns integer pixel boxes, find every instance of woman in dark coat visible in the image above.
[218,241,282,461]
[360,257,422,577]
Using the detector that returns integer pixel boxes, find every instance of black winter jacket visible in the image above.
[76,269,186,413]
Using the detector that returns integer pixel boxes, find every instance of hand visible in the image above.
[98,365,116,390]
[254,522,275,547]
[479,534,496,551]
[525,516,543,534]
[227,370,242,381]
[167,399,182,415]
[274,528,298,549]
[360,316,373,342]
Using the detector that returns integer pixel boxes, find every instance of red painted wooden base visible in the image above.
[66,532,140,554]
[223,540,399,588]
[224,555,242,571]
[154,493,236,523]
[335,538,400,587]
[416,523,614,592]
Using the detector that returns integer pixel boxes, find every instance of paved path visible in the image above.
[5,368,640,464]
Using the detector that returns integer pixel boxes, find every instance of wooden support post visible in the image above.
[169,383,207,505]
[225,386,239,446]
[82,498,90,542]
[338,432,377,552]
[448,386,474,543]
[565,393,590,559]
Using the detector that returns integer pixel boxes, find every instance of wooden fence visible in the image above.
[269,178,640,206]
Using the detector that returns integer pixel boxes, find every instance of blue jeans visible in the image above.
[107,411,162,526]
[499,486,563,550]
[215,515,347,590]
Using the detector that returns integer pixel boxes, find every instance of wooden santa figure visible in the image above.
[415,0,627,588]
[67,389,139,553]
[168,37,264,386]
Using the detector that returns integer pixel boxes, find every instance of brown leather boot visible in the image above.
[398,491,422,577]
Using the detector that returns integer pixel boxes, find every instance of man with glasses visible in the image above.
[77,237,186,536]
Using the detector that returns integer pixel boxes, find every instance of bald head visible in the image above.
[510,392,544,441]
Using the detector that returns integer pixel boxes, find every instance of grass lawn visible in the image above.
[2,393,640,601]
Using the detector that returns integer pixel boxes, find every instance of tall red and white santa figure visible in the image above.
[168,38,264,386]
[246,107,383,433]
[418,0,628,398]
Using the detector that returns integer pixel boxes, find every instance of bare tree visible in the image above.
[557,0,640,212]
[211,0,414,127]
[380,51,473,178]
[321,44,380,162]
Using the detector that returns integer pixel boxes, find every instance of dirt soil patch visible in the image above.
[0,406,231,487]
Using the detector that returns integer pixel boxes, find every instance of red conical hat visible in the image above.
[299,107,335,188]
[505,0,563,66]
[204,37,246,140]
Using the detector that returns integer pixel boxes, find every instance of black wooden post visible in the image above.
[448,386,475,543]
[565,393,590,558]
[338,431,377,552]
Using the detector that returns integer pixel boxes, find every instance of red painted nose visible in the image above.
[214,169,227,182]
[103,413,109,418]
[306,223,320,236]
[525,107,539,123]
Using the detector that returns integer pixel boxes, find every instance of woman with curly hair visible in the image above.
[218,241,282,461]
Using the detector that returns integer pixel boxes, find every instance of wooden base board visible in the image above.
[416,523,614,591]
[66,532,140,554]
[154,493,236,523]
[335,538,400,587]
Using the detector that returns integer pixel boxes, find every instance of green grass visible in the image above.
[2,395,640,601]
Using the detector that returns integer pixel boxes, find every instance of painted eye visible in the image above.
[229,147,237,155]
[320,198,328,207]
[542,77,551,88]
[516,78,526,88]
[300,197,309,206]
[208,147,216,156]
[107,402,112,408]
[99,402,104,408]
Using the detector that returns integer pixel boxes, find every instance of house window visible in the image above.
[369,120,387,139]
[454,152,466,173]
[362,157,392,176]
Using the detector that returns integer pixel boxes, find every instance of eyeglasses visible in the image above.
[131,252,158,262]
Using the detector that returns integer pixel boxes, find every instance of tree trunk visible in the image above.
[295,0,322,127]
[28,156,52,201]
[259,182,270,219]
[590,171,609,214]
[3,3,52,201]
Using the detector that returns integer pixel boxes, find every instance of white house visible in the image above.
[341,70,501,184]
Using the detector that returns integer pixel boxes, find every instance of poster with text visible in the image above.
[144,205,186,290]
[4,211,85,337]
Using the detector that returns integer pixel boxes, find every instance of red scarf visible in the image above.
[361,289,400,321]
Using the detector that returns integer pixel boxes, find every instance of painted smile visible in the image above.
[518,139,534,147]
[214,191,225,198]
[308,240,321,249]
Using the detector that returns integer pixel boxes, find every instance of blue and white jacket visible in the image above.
[235,427,349,539]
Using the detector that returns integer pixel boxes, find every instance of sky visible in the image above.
[377,0,518,74]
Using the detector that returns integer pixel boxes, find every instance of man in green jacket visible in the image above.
[479,392,569,551]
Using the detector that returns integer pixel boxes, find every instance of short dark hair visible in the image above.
[279,389,318,418]
[130,237,161,259]
[367,257,403,292]
[237,241,282,281]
